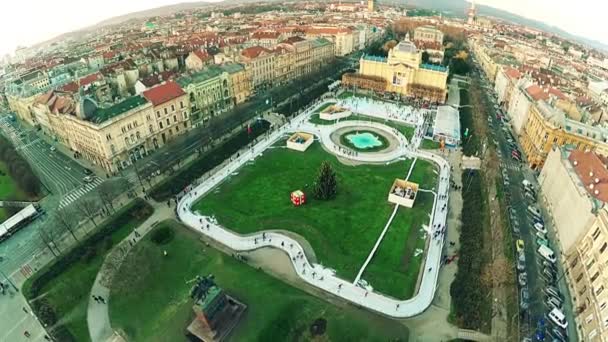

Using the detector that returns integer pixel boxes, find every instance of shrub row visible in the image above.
[22,198,153,341]
[0,134,41,196]
[459,88,480,156]
[450,170,490,330]
[149,120,270,201]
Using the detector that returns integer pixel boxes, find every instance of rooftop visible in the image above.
[177,67,225,87]
[421,63,448,72]
[90,96,148,124]
[362,54,387,63]
[568,149,608,203]
[142,81,186,107]
[219,63,245,74]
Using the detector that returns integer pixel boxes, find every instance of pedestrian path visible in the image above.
[177,98,452,318]
[59,177,103,209]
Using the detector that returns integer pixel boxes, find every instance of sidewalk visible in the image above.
[87,203,173,342]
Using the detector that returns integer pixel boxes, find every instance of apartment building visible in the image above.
[304,27,355,56]
[540,147,608,341]
[142,81,191,147]
[177,66,233,124]
[519,100,608,170]
[219,63,251,105]
[494,67,522,107]
[240,46,275,89]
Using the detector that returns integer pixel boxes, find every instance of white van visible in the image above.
[528,205,542,218]
[538,244,556,263]
[548,308,568,329]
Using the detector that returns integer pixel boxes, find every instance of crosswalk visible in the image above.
[58,177,103,209]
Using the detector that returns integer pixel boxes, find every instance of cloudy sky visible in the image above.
[0,0,605,57]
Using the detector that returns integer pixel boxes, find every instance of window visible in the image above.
[130,134,135,143]
[149,124,154,133]
[136,131,140,140]
[127,123,132,130]
[106,133,112,141]
[597,286,605,296]
[164,108,168,115]
[171,104,175,112]
[593,228,602,241]
[124,137,129,146]
[176,125,179,132]
[577,273,585,283]
[166,118,170,126]
[591,271,600,283]
[173,115,177,123]
[601,302,607,311]
[159,122,163,129]
[601,242,608,254]
[586,314,594,324]
[587,259,596,270]
[180,101,184,109]
[156,111,161,118]
[183,112,188,120]
[184,122,188,129]
[110,144,116,154]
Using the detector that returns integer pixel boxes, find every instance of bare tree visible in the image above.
[98,182,116,213]
[38,224,61,257]
[53,208,79,242]
[75,198,100,227]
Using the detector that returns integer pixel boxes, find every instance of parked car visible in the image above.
[535,230,546,240]
[517,257,526,271]
[50,146,56,152]
[536,237,550,247]
[545,286,561,299]
[528,205,542,218]
[83,176,94,183]
[516,239,525,253]
[538,245,557,263]
[84,168,93,175]
[518,272,528,286]
[534,222,547,234]
[548,308,568,330]
[550,328,567,342]
[520,288,530,310]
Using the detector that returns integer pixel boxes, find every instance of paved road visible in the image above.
[177,98,452,318]
[474,70,577,340]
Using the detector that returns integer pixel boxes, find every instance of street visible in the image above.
[474,67,577,340]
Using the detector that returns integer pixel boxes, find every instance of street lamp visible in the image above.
[0,256,18,292]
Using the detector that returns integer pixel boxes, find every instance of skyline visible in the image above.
[0,0,606,57]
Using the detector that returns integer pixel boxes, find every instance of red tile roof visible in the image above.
[505,67,522,80]
[193,50,211,62]
[143,81,186,107]
[252,31,281,39]
[60,72,103,93]
[525,85,550,101]
[141,71,177,88]
[569,150,608,203]
[241,46,272,59]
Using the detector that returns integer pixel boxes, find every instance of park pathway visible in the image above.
[177,98,453,318]
[87,203,173,342]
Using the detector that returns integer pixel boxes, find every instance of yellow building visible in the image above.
[220,63,251,105]
[348,39,448,102]
[519,101,608,170]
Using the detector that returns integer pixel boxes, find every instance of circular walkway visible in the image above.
[177,98,452,318]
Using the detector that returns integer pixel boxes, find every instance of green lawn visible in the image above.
[23,200,154,341]
[194,141,436,283]
[360,192,433,299]
[110,221,410,342]
[421,139,441,150]
[0,160,29,223]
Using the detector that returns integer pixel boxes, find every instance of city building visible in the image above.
[239,46,275,89]
[539,147,608,341]
[345,38,449,103]
[219,63,251,104]
[519,101,608,170]
[185,50,213,71]
[304,27,355,56]
[142,81,191,147]
[177,66,233,124]
[367,0,375,12]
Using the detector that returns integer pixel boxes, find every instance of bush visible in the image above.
[150,225,174,245]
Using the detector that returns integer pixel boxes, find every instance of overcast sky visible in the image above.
[0,0,605,57]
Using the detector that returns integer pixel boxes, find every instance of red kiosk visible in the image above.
[290,190,306,206]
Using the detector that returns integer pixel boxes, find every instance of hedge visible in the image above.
[450,170,490,331]
[149,120,270,201]
[22,198,153,341]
